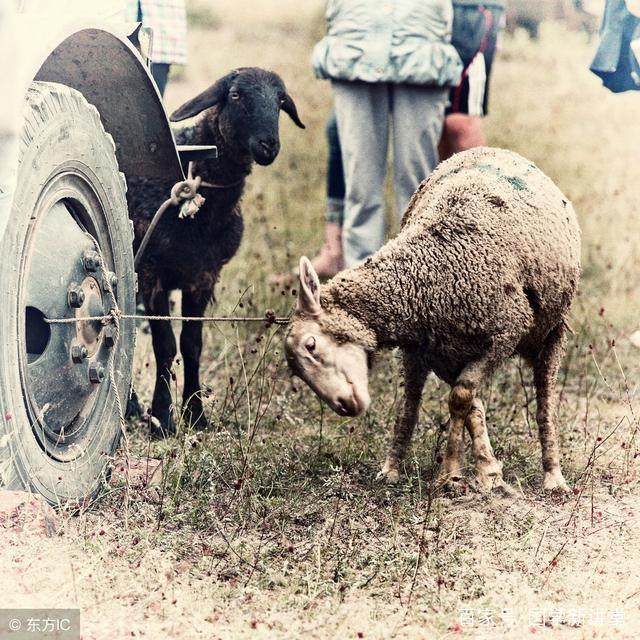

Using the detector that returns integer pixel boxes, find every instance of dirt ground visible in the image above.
[3,1,640,638]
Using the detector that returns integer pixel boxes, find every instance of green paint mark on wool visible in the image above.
[504,175,528,191]
[474,164,529,191]
[437,162,529,192]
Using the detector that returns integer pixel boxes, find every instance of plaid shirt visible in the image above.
[125,0,187,65]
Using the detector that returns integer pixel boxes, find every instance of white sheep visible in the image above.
[285,147,581,494]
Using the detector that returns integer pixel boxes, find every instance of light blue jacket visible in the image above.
[312,0,463,86]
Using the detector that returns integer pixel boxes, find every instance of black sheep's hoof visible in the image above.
[125,388,143,420]
[183,399,209,430]
[149,407,177,439]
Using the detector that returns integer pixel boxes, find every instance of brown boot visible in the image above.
[310,223,345,278]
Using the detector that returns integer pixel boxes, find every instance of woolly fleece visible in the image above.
[316,147,581,384]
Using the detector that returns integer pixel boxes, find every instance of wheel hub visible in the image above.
[75,276,106,356]
[20,178,119,460]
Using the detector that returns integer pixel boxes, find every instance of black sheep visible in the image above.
[126,67,305,433]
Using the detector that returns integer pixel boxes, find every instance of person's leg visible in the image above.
[138,1,171,98]
[325,111,346,223]
[443,46,488,154]
[441,5,503,159]
[391,85,448,219]
[333,81,390,267]
[311,112,346,277]
[151,63,171,97]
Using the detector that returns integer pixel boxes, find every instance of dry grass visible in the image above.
[4,3,640,639]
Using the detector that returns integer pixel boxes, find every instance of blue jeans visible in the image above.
[333,81,447,266]
[137,1,171,97]
[151,63,170,96]
[326,112,345,225]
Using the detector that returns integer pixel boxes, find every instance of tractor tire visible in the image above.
[0,81,136,505]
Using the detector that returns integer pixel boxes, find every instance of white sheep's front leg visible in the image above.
[438,347,516,494]
[438,382,469,491]
[378,351,429,484]
[465,398,513,496]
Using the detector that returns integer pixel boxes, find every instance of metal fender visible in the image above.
[0,9,184,237]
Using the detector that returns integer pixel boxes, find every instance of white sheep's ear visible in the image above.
[297,256,322,317]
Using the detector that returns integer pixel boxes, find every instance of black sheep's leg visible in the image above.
[180,289,209,428]
[125,386,143,420]
[144,288,177,435]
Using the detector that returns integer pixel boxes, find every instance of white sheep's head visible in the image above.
[284,257,371,418]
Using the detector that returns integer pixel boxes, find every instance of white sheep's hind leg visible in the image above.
[465,398,514,497]
[533,324,570,493]
[378,351,429,484]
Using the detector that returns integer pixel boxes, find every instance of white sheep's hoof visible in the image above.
[492,482,516,498]
[471,471,513,496]
[437,461,464,492]
[376,460,401,484]
[542,470,570,493]
[437,470,466,497]
[475,477,516,498]
[442,478,467,497]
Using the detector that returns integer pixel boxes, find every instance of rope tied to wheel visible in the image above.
[55,238,286,456]
[44,309,290,326]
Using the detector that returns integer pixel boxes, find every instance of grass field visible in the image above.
[5,2,640,638]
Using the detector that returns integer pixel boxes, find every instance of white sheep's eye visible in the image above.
[305,336,316,353]
[229,91,240,100]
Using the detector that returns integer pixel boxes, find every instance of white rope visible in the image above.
[134,162,245,269]
[88,236,128,437]
[45,311,289,325]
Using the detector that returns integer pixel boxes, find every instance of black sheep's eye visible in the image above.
[229,91,240,101]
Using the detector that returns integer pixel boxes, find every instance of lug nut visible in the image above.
[83,250,102,272]
[103,325,116,348]
[67,284,85,308]
[88,363,106,384]
[103,271,118,294]
[71,344,88,363]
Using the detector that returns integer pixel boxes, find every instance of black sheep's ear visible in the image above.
[169,71,238,121]
[281,93,305,129]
